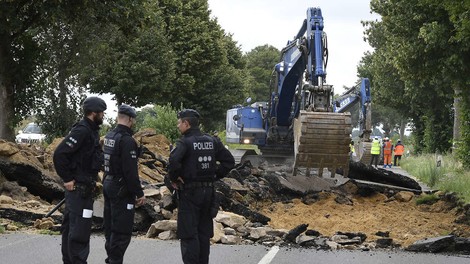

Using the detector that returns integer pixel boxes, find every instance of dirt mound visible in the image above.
[0,130,170,220]
[258,192,470,247]
[1,134,470,252]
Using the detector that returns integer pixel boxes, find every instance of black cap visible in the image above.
[118,104,137,118]
[177,109,200,119]
[83,97,107,112]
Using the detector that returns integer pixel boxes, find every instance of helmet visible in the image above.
[385,137,389,141]
[83,97,107,113]
[177,109,200,119]
[118,104,137,118]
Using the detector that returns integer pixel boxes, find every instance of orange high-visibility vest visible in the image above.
[394,144,404,155]
[383,141,392,155]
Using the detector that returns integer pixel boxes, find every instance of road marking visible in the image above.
[258,245,280,264]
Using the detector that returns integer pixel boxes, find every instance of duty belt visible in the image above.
[105,174,122,180]
[180,181,213,190]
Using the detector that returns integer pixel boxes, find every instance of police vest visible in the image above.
[182,134,217,181]
[72,121,103,178]
[103,130,126,176]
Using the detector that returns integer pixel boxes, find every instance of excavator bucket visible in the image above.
[293,111,352,177]
[356,141,372,164]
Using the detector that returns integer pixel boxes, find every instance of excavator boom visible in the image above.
[226,7,371,178]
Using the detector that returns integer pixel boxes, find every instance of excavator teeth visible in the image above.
[356,141,372,163]
[293,111,352,177]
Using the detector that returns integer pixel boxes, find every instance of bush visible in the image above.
[415,194,440,205]
[139,104,180,143]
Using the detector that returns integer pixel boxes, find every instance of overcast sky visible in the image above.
[208,0,379,92]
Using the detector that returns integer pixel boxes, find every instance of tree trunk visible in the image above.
[58,64,68,119]
[0,36,15,141]
[399,119,406,140]
[453,87,462,152]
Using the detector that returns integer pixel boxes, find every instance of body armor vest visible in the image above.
[182,134,217,181]
[103,131,124,176]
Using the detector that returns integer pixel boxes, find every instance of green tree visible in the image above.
[0,1,65,141]
[0,1,174,141]
[357,53,409,139]
[361,0,465,154]
[157,0,246,131]
[33,22,87,140]
[79,1,176,106]
[244,45,280,102]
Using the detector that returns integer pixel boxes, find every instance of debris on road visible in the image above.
[1,134,470,254]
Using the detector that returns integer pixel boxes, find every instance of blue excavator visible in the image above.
[226,7,371,177]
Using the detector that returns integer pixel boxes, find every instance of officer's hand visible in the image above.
[135,196,145,207]
[171,177,184,190]
[64,180,75,191]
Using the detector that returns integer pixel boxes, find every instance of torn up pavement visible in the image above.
[1,133,470,254]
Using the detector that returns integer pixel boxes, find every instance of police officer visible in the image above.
[103,104,145,264]
[169,109,235,264]
[53,96,107,264]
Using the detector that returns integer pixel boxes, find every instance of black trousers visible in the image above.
[177,186,214,264]
[103,178,135,264]
[394,155,402,166]
[61,190,94,264]
[370,154,379,167]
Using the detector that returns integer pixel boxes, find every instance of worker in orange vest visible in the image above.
[382,137,393,168]
[394,139,405,166]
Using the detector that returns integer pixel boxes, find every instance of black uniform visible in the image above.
[169,127,235,264]
[53,118,102,264]
[103,124,143,264]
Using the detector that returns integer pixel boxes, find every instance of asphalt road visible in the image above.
[1,233,469,264]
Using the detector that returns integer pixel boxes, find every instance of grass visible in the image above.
[401,154,470,203]
[0,225,5,234]
[415,194,440,205]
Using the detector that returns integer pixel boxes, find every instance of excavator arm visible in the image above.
[226,7,373,178]
[334,78,372,162]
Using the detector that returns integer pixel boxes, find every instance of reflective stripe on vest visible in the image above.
[383,141,392,154]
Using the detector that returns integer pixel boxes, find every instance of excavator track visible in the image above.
[293,111,352,177]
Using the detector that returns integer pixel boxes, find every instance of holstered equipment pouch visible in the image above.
[75,183,93,199]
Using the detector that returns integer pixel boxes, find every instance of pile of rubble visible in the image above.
[1,130,470,255]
